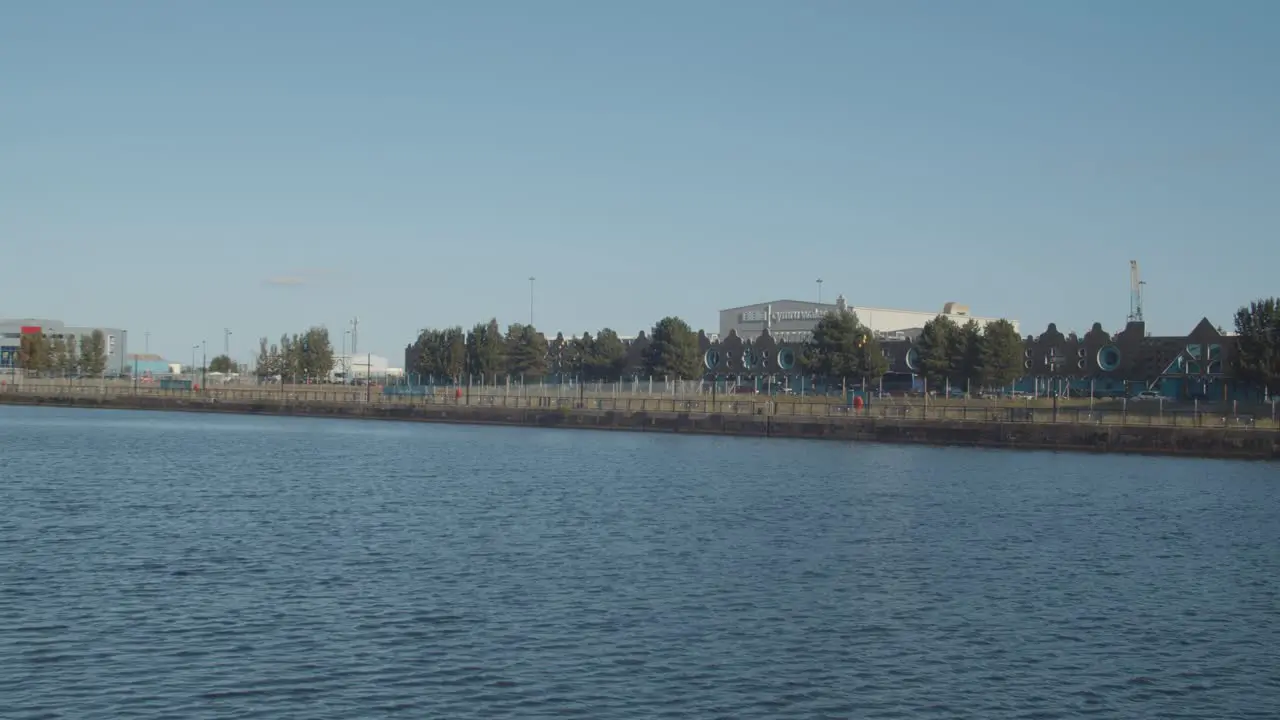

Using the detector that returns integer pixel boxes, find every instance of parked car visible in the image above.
[1131,390,1172,401]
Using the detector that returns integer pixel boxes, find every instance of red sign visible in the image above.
[19,326,41,334]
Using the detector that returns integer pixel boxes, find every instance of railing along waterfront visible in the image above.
[2,380,1276,430]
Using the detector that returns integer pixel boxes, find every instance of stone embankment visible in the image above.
[2,393,1276,461]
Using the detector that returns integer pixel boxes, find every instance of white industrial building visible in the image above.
[329,353,401,382]
[719,296,1018,343]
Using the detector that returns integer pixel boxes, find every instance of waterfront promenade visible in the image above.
[1,379,1276,427]
[2,380,1276,460]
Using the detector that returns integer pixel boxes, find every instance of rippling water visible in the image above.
[1,405,1277,718]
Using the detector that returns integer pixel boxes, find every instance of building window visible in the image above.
[108,335,116,355]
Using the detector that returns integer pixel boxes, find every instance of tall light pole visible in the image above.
[343,330,351,384]
[201,340,207,389]
[145,331,150,354]
[191,344,198,378]
[816,278,823,304]
[224,328,231,358]
[529,276,535,327]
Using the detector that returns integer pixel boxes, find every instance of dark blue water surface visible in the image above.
[1,406,1277,719]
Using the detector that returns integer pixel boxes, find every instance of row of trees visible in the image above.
[802,311,1023,389]
[410,320,665,382]
[15,330,110,377]
[412,321,575,382]
[408,312,1023,385]
[254,327,336,380]
[913,316,1025,390]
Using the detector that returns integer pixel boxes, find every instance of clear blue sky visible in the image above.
[3,1,1277,363]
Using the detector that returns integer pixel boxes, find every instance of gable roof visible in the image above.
[720,300,834,313]
[1189,317,1221,337]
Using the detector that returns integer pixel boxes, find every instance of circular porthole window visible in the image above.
[905,347,920,371]
[1097,345,1121,372]
[742,349,756,369]
[704,349,720,370]
[777,347,796,370]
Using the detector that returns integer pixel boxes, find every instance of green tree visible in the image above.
[465,324,483,379]
[298,326,335,380]
[18,332,50,373]
[78,330,108,377]
[64,334,79,377]
[1232,298,1280,392]
[48,337,68,376]
[278,334,296,379]
[505,323,548,378]
[857,333,890,381]
[411,328,442,378]
[208,355,235,373]
[645,316,700,379]
[412,327,468,382]
[979,319,1024,389]
[564,332,591,378]
[502,323,525,376]
[269,342,284,378]
[441,327,467,381]
[804,310,855,379]
[588,328,628,381]
[957,320,985,388]
[412,329,441,377]
[255,337,278,379]
[467,319,506,382]
[803,310,886,381]
[915,315,959,389]
[548,332,567,375]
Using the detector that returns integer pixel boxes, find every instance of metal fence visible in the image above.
[3,380,1277,430]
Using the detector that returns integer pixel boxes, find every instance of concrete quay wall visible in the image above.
[2,393,1276,461]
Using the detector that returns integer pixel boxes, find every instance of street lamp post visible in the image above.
[817,278,823,304]
[202,340,207,390]
[529,276,536,327]
[191,345,198,381]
